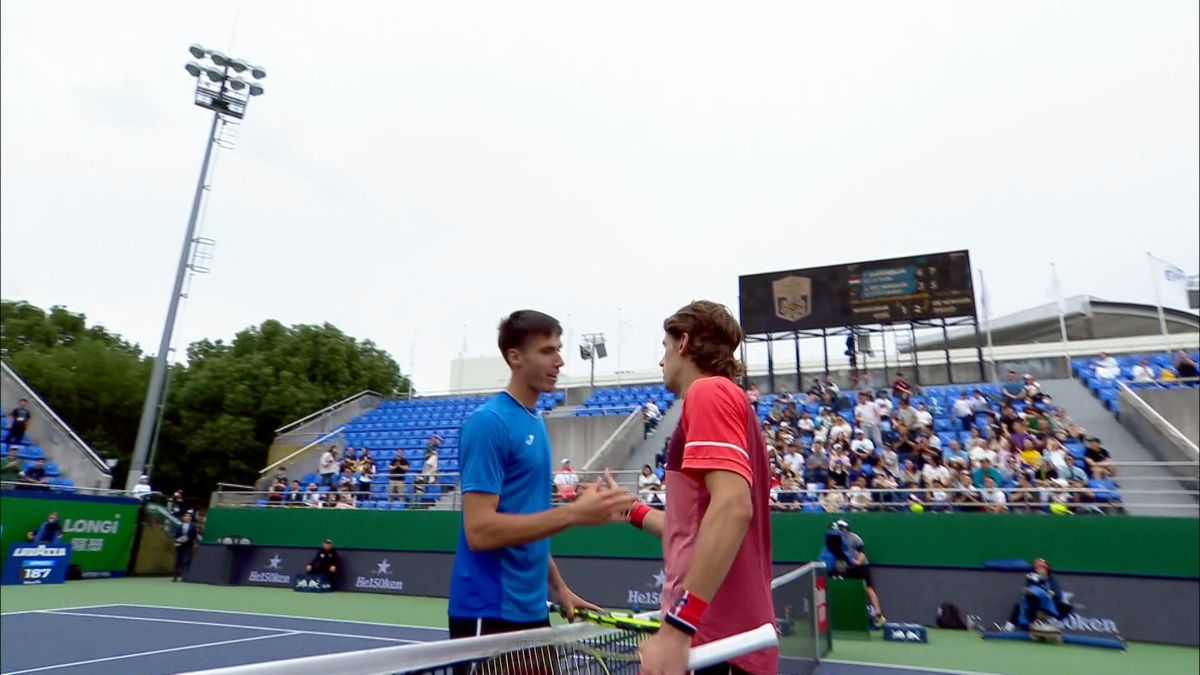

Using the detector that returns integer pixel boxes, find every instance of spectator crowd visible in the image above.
[749,370,1122,515]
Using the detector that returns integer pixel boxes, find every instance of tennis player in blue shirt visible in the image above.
[449,310,634,639]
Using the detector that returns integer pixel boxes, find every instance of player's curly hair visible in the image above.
[663,300,746,379]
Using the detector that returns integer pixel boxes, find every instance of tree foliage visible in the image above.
[0,300,410,497]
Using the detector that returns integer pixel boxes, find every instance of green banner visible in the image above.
[0,492,140,577]
[202,508,1200,579]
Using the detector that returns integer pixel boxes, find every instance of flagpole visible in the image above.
[1147,251,1170,344]
[978,268,997,381]
[1051,262,1071,373]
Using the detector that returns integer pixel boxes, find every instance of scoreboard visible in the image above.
[739,250,976,334]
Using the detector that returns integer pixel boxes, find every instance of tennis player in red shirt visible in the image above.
[626,300,776,675]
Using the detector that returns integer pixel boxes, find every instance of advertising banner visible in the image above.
[872,566,1199,647]
[0,493,139,577]
[1,542,73,585]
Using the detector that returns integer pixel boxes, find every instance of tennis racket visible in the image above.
[548,602,662,633]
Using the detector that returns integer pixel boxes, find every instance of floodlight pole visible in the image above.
[126,111,221,491]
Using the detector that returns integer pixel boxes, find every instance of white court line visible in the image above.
[39,610,420,644]
[107,603,448,633]
[3,632,298,675]
[822,658,1004,675]
[0,604,124,616]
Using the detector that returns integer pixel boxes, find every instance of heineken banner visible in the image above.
[0,492,140,577]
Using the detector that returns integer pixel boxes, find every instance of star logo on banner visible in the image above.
[267,554,283,569]
[375,559,392,575]
[652,569,666,588]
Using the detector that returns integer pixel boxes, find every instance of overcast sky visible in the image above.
[2,0,1197,391]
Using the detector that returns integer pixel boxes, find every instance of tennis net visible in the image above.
[180,618,777,675]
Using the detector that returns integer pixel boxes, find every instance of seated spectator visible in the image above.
[1,446,22,486]
[828,415,853,445]
[1131,358,1156,383]
[1083,437,1116,476]
[271,466,288,487]
[1018,443,1046,472]
[1008,473,1037,512]
[21,458,49,489]
[285,480,305,505]
[1001,371,1027,403]
[305,538,340,581]
[877,444,899,478]
[336,485,357,508]
[872,472,899,510]
[891,372,912,399]
[981,476,1007,513]
[874,390,894,419]
[1093,352,1120,379]
[952,472,983,511]
[972,459,1003,488]
[304,483,322,507]
[849,430,874,459]
[820,485,846,512]
[895,399,918,431]
[747,384,760,406]
[926,480,951,512]
[1060,454,1087,483]
[637,464,663,506]
[548,458,578,500]
[1022,373,1044,402]
[913,403,933,432]
[898,459,921,488]
[1043,438,1069,472]
[267,477,287,504]
[847,477,872,512]
[922,456,951,487]
[943,440,969,467]
[1175,351,1199,379]
[1050,407,1085,439]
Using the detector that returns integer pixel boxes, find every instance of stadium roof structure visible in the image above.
[903,295,1200,352]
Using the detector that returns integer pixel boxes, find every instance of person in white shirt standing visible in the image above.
[318,446,339,487]
[132,475,153,498]
[854,392,882,448]
[952,391,975,433]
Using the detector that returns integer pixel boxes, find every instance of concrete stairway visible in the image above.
[622,402,684,472]
[1039,379,1198,517]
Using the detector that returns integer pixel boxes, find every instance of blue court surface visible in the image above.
[0,604,981,675]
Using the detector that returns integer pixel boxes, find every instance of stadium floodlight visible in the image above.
[128,44,268,492]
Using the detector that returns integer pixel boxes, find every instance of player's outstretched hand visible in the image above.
[569,473,634,525]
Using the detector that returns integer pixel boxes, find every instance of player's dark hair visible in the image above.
[664,300,745,379]
[498,310,562,366]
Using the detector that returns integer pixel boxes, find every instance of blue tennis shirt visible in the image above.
[448,391,553,622]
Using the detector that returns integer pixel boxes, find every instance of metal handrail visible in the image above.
[259,426,345,476]
[274,390,382,435]
[1116,380,1199,457]
[1,360,111,475]
[0,480,136,498]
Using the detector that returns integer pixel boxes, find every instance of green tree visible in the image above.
[150,320,409,496]
[1,301,410,497]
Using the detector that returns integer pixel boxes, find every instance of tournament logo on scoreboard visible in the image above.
[772,276,812,323]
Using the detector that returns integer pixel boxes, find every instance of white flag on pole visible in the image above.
[1149,252,1188,285]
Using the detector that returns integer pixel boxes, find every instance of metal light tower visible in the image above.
[125,45,267,491]
[580,333,608,388]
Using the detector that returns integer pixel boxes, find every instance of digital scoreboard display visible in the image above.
[738,250,976,334]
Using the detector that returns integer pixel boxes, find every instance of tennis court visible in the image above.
[1,578,1196,674]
